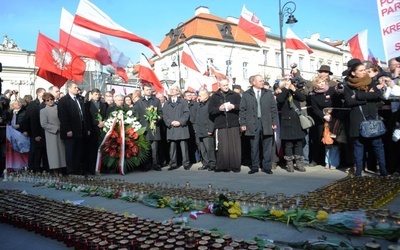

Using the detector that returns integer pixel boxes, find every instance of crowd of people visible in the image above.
[1,57,399,177]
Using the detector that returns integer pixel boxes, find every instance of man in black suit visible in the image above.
[133,83,163,171]
[85,88,107,174]
[58,81,89,175]
[22,87,49,173]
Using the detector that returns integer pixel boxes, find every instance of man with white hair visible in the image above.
[105,93,124,118]
[162,85,191,170]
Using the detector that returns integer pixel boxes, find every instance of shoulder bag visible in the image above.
[358,106,386,138]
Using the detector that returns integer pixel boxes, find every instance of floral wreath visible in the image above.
[96,106,150,175]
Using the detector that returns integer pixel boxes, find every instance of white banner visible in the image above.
[376,0,400,61]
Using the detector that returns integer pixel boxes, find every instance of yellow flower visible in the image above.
[274,210,285,217]
[228,201,234,206]
[229,214,238,219]
[316,210,329,220]
[223,201,229,207]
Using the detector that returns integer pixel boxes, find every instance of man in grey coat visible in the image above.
[162,85,190,170]
[240,74,278,174]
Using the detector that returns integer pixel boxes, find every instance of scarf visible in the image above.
[347,75,371,92]
[313,85,329,93]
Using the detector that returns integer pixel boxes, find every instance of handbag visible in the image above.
[289,99,314,129]
[321,122,334,145]
[299,114,315,129]
[358,106,386,138]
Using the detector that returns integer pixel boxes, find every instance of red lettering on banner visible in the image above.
[380,0,394,6]
[383,21,400,35]
[396,42,400,51]
[381,2,400,16]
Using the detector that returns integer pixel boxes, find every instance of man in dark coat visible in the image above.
[162,85,190,170]
[240,74,278,174]
[133,83,163,171]
[195,89,216,171]
[58,81,89,175]
[22,87,49,172]
[184,90,200,164]
[85,88,107,174]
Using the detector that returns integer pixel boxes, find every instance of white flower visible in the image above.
[126,110,133,116]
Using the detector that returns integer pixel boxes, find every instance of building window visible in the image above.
[317,60,323,70]
[299,57,304,71]
[207,58,214,75]
[286,54,292,69]
[310,58,315,71]
[275,52,281,67]
[226,60,232,78]
[243,62,248,78]
[263,50,269,66]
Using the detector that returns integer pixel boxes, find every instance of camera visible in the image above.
[290,77,305,89]
[336,79,345,90]
[290,63,298,69]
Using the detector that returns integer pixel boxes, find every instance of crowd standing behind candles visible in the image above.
[1,57,400,176]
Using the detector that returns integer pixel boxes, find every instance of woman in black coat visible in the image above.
[275,78,307,172]
[343,62,387,176]
[308,76,346,170]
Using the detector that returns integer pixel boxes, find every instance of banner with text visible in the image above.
[376,0,400,61]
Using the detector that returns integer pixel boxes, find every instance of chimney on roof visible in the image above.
[195,6,210,16]
[323,37,331,42]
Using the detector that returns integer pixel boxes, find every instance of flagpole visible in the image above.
[226,27,239,77]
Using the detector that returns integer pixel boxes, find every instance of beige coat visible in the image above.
[40,105,66,169]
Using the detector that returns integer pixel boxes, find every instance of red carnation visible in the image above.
[109,149,117,157]
[132,132,139,140]
[132,145,139,156]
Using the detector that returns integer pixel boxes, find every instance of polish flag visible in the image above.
[74,0,161,57]
[35,33,86,82]
[208,61,227,81]
[181,43,207,74]
[37,68,68,88]
[237,5,266,42]
[138,54,163,93]
[348,29,368,60]
[368,49,379,65]
[60,8,130,82]
[285,28,313,54]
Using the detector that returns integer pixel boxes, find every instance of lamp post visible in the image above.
[170,22,186,89]
[279,0,298,76]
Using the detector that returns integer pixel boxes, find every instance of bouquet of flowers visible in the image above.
[97,107,150,174]
[144,105,160,135]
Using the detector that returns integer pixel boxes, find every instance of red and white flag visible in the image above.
[237,5,266,42]
[60,8,129,82]
[285,28,313,54]
[181,43,207,74]
[348,29,368,60]
[368,48,379,65]
[74,0,161,56]
[208,61,227,81]
[138,54,163,93]
[37,68,68,88]
[35,33,86,83]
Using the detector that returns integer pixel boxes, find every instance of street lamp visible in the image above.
[170,22,186,89]
[279,0,298,76]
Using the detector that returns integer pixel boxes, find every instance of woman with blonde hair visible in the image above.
[309,76,345,170]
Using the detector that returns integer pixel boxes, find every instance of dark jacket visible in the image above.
[133,96,162,141]
[23,99,46,147]
[239,87,278,136]
[58,94,89,140]
[309,87,346,144]
[12,106,26,133]
[85,100,107,140]
[276,88,307,140]
[194,100,214,138]
[208,89,241,129]
[344,84,383,138]
[162,97,190,140]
